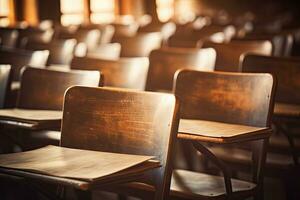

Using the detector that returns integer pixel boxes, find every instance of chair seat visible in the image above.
[274,103,300,118]
[269,133,300,152]
[119,169,256,200]
[210,146,295,172]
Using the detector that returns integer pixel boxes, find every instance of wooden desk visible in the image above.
[274,103,300,118]
[0,108,62,130]
[178,119,272,144]
[0,145,160,190]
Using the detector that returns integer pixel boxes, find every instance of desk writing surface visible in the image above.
[0,109,63,121]
[274,103,300,117]
[0,145,156,182]
[178,119,270,143]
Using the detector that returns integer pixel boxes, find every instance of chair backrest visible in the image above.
[25,39,77,65]
[111,23,139,38]
[17,27,54,48]
[174,70,275,127]
[70,56,149,90]
[234,33,294,57]
[58,29,101,52]
[17,67,101,110]
[61,86,179,200]
[0,65,12,108]
[87,43,121,60]
[79,24,115,44]
[0,48,49,81]
[113,32,162,57]
[0,28,19,48]
[168,24,234,48]
[203,40,272,72]
[146,47,216,92]
[138,22,176,44]
[242,54,300,105]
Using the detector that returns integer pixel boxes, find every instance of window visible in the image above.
[60,0,85,26]
[0,0,10,26]
[90,0,115,24]
[156,0,174,22]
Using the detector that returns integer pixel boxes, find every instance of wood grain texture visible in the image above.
[203,40,272,72]
[146,47,216,92]
[178,119,271,143]
[0,145,156,182]
[61,86,179,200]
[174,70,275,127]
[112,32,162,57]
[18,67,101,110]
[242,54,300,105]
[71,56,149,90]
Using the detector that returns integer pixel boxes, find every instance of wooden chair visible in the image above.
[111,23,139,38]
[203,40,272,72]
[241,54,300,168]
[0,67,101,152]
[57,28,101,52]
[16,27,54,48]
[25,39,77,65]
[0,86,179,200]
[145,47,216,92]
[79,24,115,44]
[0,48,49,81]
[0,28,19,48]
[112,32,162,57]
[234,33,294,57]
[0,65,12,108]
[0,67,100,130]
[138,22,176,45]
[87,43,121,60]
[71,56,149,90]
[170,70,275,200]
[168,25,234,48]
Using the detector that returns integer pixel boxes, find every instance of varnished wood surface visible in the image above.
[71,56,149,90]
[174,70,275,127]
[0,109,62,130]
[242,54,300,105]
[0,48,49,81]
[87,43,121,60]
[146,47,216,92]
[112,32,162,57]
[25,39,77,65]
[18,67,100,110]
[178,119,271,143]
[0,145,157,182]
[60,86,179,200]
[0,109,62,121]
[171,169,256,198]
[203,40,272,72]
[274,103,300,117]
